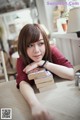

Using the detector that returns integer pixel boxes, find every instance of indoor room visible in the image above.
[0,0,80,120]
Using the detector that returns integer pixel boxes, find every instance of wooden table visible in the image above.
[0,79,80,120]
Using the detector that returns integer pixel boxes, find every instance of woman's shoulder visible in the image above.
[17,55,23,61]
[16,56,26,70]
[17,56,25,65]
[50,44,65,59]
[50,45,59,54]
[50,44,56,50]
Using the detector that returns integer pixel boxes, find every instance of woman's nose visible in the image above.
[34,45,40,52]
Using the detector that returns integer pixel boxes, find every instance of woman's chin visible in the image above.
[34,60,41,62]
[33,58,42,62]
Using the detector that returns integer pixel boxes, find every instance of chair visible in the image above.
[0,50,8,82]
[8,39,17,56]
[0,50,16,82]
[74,65,80,88]
[4,51,17,79]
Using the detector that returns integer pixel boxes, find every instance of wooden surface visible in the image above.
[0,79,80,120]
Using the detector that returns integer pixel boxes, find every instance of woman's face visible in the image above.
[27,33,45,62]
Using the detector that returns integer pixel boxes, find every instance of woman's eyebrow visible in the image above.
[39,39,44,41]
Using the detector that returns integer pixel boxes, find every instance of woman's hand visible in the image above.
[31,103,54,120]
[23,60,45,74]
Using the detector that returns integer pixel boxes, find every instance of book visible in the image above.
[34,74,54,84]
[39,84,55,92]
[36,80,54,88]
[28,68,51,80]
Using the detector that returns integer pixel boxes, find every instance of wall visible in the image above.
[0,8,33,52]
[36,0,67,33]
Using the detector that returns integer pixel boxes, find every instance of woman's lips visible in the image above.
[34,55,42,58]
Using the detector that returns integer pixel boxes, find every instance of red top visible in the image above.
[16,45,73,88]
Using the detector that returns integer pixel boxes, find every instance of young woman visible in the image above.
[16,24,74,120]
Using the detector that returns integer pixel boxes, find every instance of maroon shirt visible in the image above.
[16,45,73,88]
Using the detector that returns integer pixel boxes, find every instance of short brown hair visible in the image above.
[18,24,52,65]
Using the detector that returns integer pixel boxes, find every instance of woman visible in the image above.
[16,24,74,120]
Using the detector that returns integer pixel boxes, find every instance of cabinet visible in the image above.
[71,40,80,65]
[51,32,80,66]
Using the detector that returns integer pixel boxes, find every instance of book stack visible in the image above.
[28,68,54,92]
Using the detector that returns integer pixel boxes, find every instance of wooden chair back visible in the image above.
[0,50,9,82]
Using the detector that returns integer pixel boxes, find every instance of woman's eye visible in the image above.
[39,42,44,46]
[28,44,33,48]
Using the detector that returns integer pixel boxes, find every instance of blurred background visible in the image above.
[0,0,80,66]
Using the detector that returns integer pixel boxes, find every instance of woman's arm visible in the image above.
[44,61,74,80]
[20,81,40,107]
[23,60,74,80]
[19,81,54,120]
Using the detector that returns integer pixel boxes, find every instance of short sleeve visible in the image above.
[16,57,34,89]
[50,45,73,68]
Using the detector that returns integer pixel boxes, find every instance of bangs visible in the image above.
[26,26,40,46]
[18,24,52,65]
